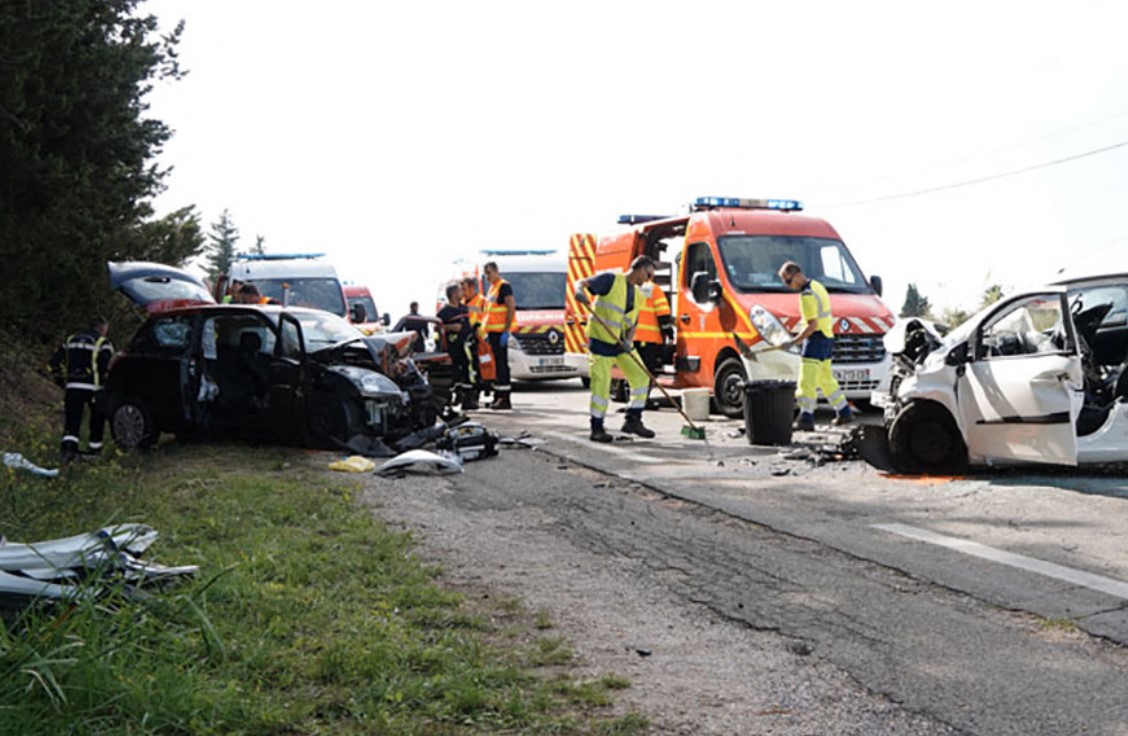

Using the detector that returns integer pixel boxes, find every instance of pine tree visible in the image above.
[205,210,240,278]
[252,235,266,256]
[900,283,933,318]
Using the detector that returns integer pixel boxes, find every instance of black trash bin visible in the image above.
[743,379,796,446]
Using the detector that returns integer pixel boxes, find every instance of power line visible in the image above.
[819,138,1128,209]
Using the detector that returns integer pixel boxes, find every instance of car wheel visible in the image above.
[888,401,968,475]
[580,376,591,389]
[111,397,158,451]
[307,397,359,448]
[712,357,747,418]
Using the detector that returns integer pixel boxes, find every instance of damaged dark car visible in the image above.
[104,262,440,455]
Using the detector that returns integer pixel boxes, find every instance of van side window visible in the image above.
[684,242,716,286]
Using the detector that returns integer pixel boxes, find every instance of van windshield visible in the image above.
[718,236,871,294]
[251,278,346,316]
[505,272,566,309]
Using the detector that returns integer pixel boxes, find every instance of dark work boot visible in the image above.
[621,413,655,438]
[792,413,815,432]
[462,390,480,411]
[590,423,613,443]
[490,393,512,411]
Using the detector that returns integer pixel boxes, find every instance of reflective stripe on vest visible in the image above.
[800,279,835,338]
[634,283,670,344]
[465,294,485,329]
[483,279,517,333]
[588,273,640,345]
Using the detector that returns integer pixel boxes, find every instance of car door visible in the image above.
[956,290,1081,466]
[268,312,307,435]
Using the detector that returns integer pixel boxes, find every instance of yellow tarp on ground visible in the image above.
[328,455,376,473]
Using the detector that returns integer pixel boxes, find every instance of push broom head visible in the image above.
[680,424,706,440]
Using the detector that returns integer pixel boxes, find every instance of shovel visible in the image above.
[732,332,795,362]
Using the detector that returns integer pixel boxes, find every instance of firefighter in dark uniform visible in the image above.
[49,315,114,461]
[437,283,472,410]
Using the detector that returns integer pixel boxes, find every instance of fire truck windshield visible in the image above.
[718,235,871,294]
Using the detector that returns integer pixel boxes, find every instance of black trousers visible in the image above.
[487,332,511,395]
[63,387,106,451]
[448,337,471,390]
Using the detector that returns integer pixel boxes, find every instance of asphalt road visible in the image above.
[448,379,1128,735]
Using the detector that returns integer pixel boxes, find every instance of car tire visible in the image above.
[110,396,158,451]
[888,401,968,475]
[580,376,591,389]
[307,396,358,448]
[712,357,747,418]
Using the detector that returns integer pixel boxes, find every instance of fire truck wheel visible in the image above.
[712,357,747,418]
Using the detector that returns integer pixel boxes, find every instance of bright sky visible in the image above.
[143,0,1128,321]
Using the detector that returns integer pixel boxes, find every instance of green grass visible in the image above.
[0,441,646,735]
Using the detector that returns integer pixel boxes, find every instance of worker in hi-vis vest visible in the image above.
[778,260,852,431]
[574,255,657,443]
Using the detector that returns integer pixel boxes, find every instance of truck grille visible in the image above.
[833,334,885,364]
[517,330,565,356]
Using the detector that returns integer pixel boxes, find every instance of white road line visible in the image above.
[874,523,1128,600]
[541,430,664,464]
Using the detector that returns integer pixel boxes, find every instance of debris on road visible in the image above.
[328,455,377,473]
[375,449,464,477]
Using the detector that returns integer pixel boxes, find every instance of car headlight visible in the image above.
[360,371,402,396]
[749,305,791,347]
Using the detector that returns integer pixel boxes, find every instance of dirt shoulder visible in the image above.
[356,447,952,735]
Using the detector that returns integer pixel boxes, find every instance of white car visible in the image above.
[870,273,1128,473]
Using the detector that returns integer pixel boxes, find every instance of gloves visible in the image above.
[661,325,675,343]
[622,339,634,352]
[498,331,510,348]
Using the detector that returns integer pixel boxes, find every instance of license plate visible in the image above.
[833,368,870,383]
[538,357,564,367]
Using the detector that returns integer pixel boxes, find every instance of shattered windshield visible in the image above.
[293,310,364,349]
[718,236,871,294]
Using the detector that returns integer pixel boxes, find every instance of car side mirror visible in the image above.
[691,272,721,303]
[870,274,883,297]
[381,313,391,327]
[350,303,367,323]
[945,341,969,366]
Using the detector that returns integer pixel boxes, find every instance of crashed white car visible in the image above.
[871,274,1128,474]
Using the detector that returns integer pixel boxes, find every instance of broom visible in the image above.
[584,309,706,440]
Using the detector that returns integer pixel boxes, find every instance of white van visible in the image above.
[228,253,348,318]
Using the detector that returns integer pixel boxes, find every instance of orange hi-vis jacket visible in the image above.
[483,278,518,333]
[465,292,485,332]
[634,282,670,345]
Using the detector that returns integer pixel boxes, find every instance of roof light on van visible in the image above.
[692,197,803,212]
[236,253,327,261]
[617,214,670,225]
[479,249,557,256]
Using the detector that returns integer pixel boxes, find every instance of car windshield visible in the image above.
[718,235,871,294]
[293,310,364,349]
[251,278,346,316]
[505,272,566,309]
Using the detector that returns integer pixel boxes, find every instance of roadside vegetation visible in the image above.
[0,353,645,735]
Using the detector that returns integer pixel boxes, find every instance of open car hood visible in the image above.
[108,261,215,313]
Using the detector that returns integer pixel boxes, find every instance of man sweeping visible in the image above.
[575,255,657,443]
[778,260,853,431]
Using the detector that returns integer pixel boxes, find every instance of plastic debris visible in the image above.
[328,455,377,473]
[375,449,464,476]
[3,452,59,478]
[0,524,197,611]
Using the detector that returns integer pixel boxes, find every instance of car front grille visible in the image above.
[833,334,886,364]
[516,331,565,356]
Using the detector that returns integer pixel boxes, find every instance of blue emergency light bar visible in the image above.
[617,214,670,225]
[479,249,557,256]
[237,252,326,261]
[692,197,803,212]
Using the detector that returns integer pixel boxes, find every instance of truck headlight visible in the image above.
[749,305,791,347]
